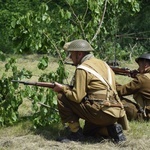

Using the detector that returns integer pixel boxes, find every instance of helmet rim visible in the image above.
[67,39,94,52]
[135,53,150,63]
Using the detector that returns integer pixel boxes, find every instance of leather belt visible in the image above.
[88,99,123,108]
[88,94,106,100]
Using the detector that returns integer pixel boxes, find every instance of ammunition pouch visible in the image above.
[107,123,126,143]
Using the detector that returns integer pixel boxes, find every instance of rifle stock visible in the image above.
[109,66,139,78]
[12,80,55,88]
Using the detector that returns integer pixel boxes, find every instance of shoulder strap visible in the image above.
[77,65,115,90]
[77,65,110,89]
[104,62,113,86]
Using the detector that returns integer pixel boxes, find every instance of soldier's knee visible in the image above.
[121,99,138,121]
[124,107,138,121]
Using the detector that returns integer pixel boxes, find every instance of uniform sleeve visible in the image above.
[62,69,87,103]
[116,76,142,96]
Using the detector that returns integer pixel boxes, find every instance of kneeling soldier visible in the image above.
[117,53,150,121]
[52,39,128,143]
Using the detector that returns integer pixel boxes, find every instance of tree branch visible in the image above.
[91,0,108,43]
[66,1,86,39]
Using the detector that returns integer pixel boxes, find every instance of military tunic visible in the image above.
[117,67,150,120]
[57,54,127,133]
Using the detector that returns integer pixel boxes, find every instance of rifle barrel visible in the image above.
[12,80,55,88]
[109,66,139,78]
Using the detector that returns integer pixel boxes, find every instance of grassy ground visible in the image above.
[0,54,149,150]
[0,120,149,150]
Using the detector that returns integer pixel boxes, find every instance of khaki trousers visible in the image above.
[57,93,117,127]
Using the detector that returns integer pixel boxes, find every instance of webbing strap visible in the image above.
[77,65,109,89]
[104,62,113,86]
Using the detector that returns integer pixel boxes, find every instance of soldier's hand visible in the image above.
[53,82,63,93]
[130,69,139,78]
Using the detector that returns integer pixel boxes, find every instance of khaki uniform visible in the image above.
[117,67,150,121]
[57,54,128,136]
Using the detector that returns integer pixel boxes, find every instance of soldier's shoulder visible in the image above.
[135,73,150,83]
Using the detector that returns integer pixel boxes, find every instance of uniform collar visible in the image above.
[80,53,94,64]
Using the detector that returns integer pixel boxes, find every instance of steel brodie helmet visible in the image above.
[67,39,94,52]
[135,53,150,63]
[63,42,72,51]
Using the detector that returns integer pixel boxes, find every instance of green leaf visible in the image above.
[38,56,49,70]
[66,10,71,19]
[11,19,17,28]
[5,63,10,71]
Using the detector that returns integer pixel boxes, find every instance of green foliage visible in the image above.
[11,3,51,54]
[0,58,31,126]
[6,0,146,60]
[117,0,150,54]
[0,76,21,126]
[0,0,42,53]
[1,0,149,59]
[0,51,6,61]
[21,85,60,128]
[0,9,13,53]
[0,55,69,128]
[38,56,49,70]
[28,61,68,128]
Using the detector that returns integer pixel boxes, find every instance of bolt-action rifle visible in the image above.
[12,80,73,89]
[12,80,55,88]
[65,61,139,78]
[110,66,139,78]
[109,66,139,78]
